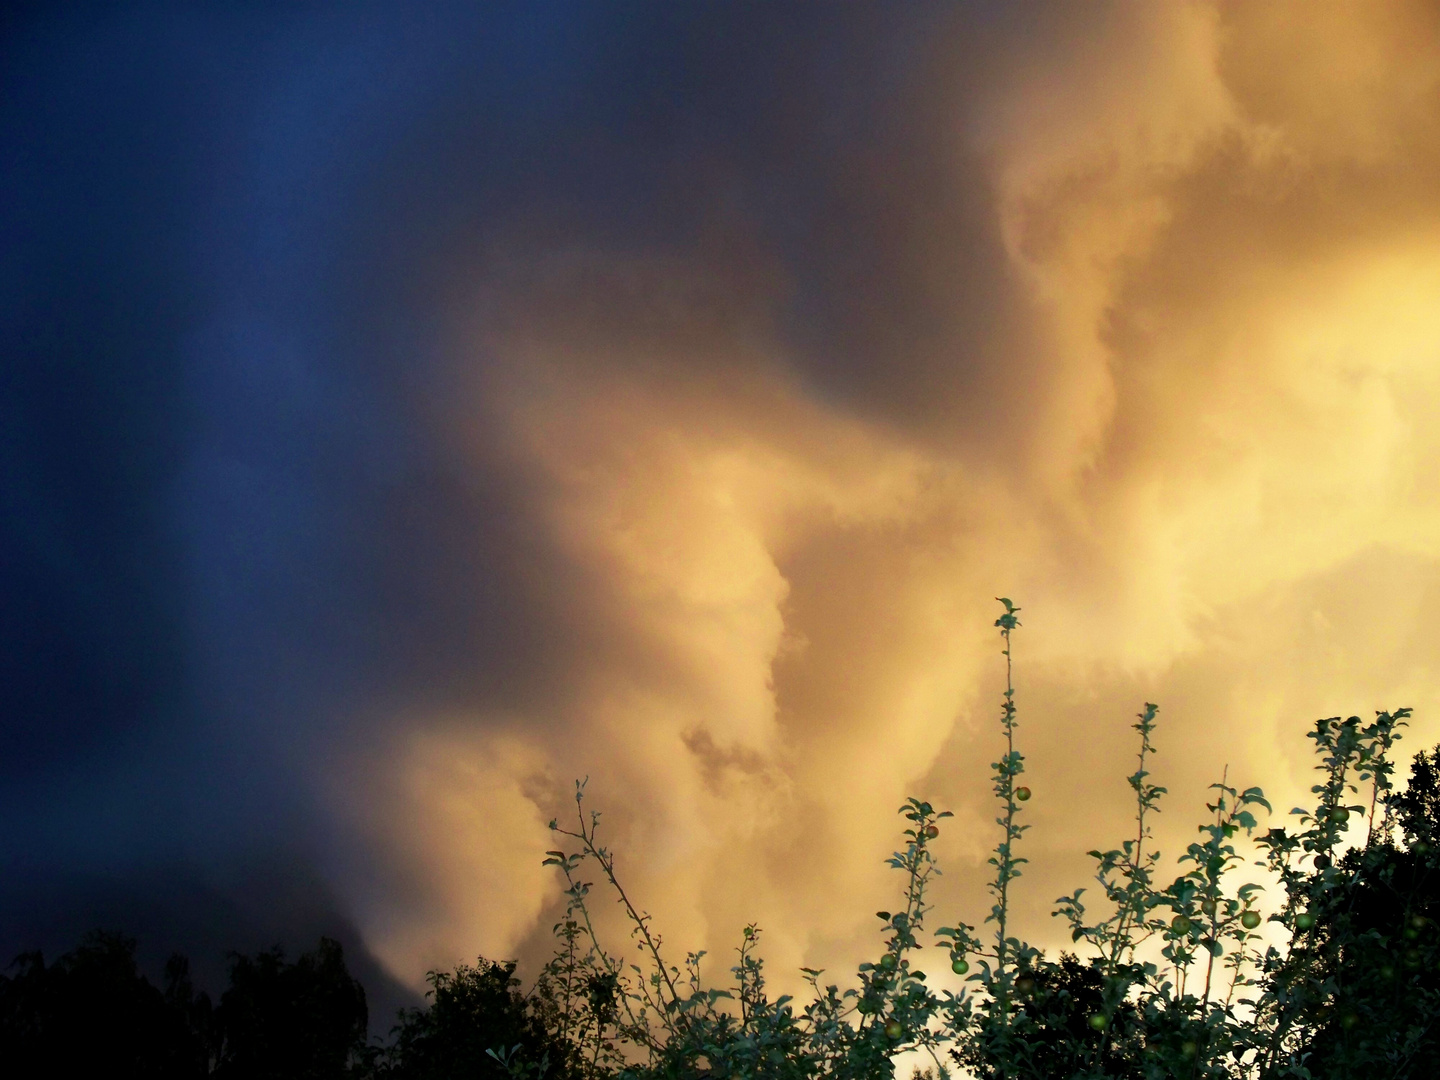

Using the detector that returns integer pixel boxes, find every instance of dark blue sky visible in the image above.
[2,0,1022,1008]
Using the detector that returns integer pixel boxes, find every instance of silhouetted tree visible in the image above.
[1391,745,1440,852]
[1273,745,1440,1079]
[214,937,369,1080]
[375,958,588,1080]
[0,933,372,1079]
[0,931,209,1079]
[953,954,1147,1080]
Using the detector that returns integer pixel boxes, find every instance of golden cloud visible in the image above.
[334,1,1440,997]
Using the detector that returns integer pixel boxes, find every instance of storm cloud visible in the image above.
[4,1,1440,1008]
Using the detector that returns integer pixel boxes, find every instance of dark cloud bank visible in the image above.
[6,0,1440,1021]
[0,0,1008,1006]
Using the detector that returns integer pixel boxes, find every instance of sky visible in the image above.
[5,0,1440,1020]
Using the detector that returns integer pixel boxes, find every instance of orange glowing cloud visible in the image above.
[325,1,1440,997]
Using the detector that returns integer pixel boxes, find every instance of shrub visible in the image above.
[520,599,1436,1080]
[374,958,589,1080]
[0,931,209,1079]
[0,933,369,1079]
[216,937,369,1079]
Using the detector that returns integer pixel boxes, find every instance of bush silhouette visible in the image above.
[1254,743,1440,1078]
[215,938,368,1079]
[516,601,1440,1079]
[0,931,208,1079]
[374,958,590,1080]
[0,934,369,1079]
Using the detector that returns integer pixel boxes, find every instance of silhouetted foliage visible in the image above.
[215,938,368,1079]
[374,958,586,1080]
[0,934,367,1079]
[0,931,209,1079]
[1263,743,1440,1079]
[954,954,1146,1080]
[1391,745,1440,852]
[512,608,1440,1079]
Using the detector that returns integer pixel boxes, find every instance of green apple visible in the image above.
[1170,915,1192,935]
[884,1019,903,1039]
[1294,912,1315,931]
[951,958,969,975]
[1014,786,1032,802]
[1088,1013,1108,1032]
[1200,899,1217,918]
[879,954,897,971]
[1241,911,1261,930]
[924,824,939,839]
